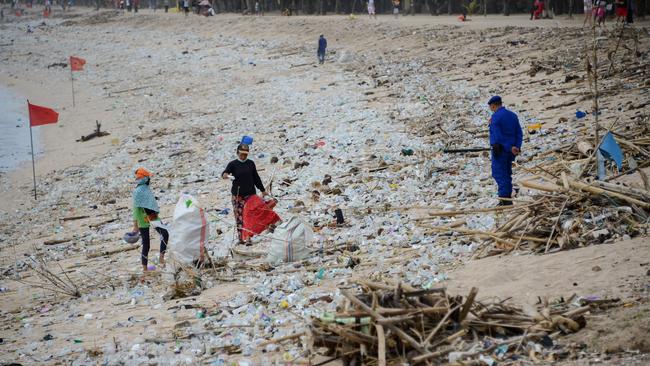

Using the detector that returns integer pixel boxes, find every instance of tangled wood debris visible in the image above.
[311,281,619,365]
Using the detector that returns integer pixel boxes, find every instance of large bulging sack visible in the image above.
[170,194,207,265]
[266,216,313,263]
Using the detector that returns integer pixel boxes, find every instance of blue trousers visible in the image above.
[491,151,514,198]
[317,51,325,64]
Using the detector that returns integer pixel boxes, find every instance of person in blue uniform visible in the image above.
[317,35,327,64]
[488,96,523,206]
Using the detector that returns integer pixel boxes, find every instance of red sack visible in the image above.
[242,195,281,241]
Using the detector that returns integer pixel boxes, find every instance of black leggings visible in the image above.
[139,226,168,265]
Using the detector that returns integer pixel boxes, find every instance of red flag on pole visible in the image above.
[28,102,59,127]
[69,56,86,71]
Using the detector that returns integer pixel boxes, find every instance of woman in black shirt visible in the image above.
[222,143,267,244]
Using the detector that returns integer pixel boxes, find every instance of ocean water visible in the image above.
[0,87,40,172]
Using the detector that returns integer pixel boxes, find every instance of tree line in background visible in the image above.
[224,0,648,17]
[2,0,648,17]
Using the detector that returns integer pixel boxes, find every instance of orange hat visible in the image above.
[135,168,152,179]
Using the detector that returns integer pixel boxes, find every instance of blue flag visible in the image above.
[598,132,623,171]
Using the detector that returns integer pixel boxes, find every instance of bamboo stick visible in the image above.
[376,324,386,366]
[567,178,650,209]
[86,244,140,259]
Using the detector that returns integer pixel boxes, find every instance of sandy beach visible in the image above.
[1,6,649,365]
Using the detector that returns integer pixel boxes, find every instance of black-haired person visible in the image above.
[487,96,523,206]
[222,144,268,245]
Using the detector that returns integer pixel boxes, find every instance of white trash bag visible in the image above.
[169,194,208,265]
[266,216,313,263]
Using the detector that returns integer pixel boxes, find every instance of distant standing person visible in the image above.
[615,0,627,22]
[367,0,376,18]
[625,0,633,23]
[487,96,522,206]
[594,0,606,26]
[532,0,544,19]
[392,0,400,18]
[317,34,327,65]
[131,168,168,272]
[583,0,593,26]
[222,144,268,245]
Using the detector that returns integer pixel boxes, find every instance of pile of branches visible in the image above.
[310,281,597,365]
[419,121,649,258]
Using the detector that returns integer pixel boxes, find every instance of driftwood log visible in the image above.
[77,121,110,142]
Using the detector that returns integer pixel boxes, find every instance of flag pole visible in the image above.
[70,64,75,107]
[27,100,37,200]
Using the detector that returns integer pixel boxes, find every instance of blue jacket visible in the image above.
[489,106,522,152]
[318,37,327,53]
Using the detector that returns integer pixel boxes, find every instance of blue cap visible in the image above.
[487,96,502,105]
[241,135,253,145]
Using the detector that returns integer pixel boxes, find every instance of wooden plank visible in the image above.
[44,238,72,246]
[459,287,478,323]
[62,215,90,222]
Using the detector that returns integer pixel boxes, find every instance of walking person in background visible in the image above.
[183,0,189,15]
[164,0,169,11]
[222,144,268,245]
[487,96,523,206]
[367,0,376,18]
[583,0,593,26]
[317,34,327,64]
[131,168,168,272]
[392,0,400,18]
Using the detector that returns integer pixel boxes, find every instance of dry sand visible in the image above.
[0,6,649,365]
